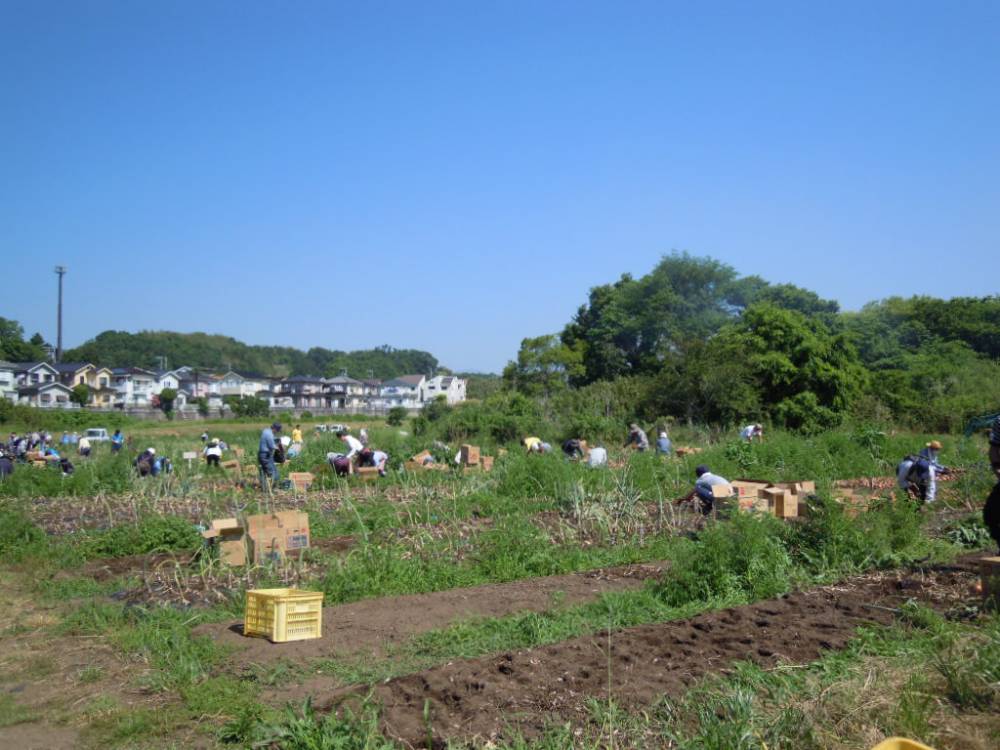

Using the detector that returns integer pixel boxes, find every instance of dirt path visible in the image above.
[200,562,668,665]
[305,557,982,747]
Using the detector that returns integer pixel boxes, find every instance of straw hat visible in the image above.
[926,440,942,450]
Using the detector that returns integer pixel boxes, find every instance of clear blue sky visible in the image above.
[3,1,998,373]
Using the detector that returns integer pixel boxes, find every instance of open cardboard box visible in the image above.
[201,518,247,566]
[245,511,311,564]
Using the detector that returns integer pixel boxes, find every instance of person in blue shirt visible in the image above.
[655,430,672,455]
[258,422,282,488]
[111,429,125,454]
[60,432,70,446]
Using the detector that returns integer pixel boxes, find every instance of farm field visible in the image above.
[1,419,998,749]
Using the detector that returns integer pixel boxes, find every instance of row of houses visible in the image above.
[0,361,466,412]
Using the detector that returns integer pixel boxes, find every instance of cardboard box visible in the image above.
[460,445,480,466]
[731,480,769,500]
[481,456,494,472]
[411,450,432,464]
[774,491,798,518]
[796,480,816,495]
[221,459,241,473]
[712,483,734,499]
[245,511,310,564]
[201,518,247,566]
[233,447,245,458]
[356,466,379,481]
[760,487,784,513]
[289,472,314,492]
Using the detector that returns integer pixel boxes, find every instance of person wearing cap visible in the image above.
[677,465,731,516]
[135,447,156,477]
[258,422,282,487]
[291,424,303,444]
[625,424,649,452]
[203,438,222,468]
[897,441,948,503]
[656,429,672,455]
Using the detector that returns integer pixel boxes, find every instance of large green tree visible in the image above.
[710,303,867,431]
[502,335,583,399]
[0,317,46,362]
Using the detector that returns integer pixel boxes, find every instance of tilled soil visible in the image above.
[309,556,982,747]
[201,562,669,665]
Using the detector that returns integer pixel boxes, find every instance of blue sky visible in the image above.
[2,1,997,372]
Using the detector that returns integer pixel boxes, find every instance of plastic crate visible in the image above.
[871,739,935,750]
[243,588,324,643]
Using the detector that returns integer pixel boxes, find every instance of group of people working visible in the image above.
[326,430,387,477]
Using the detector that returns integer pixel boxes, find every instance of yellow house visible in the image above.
[54,363,117,407]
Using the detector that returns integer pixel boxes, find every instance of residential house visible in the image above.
[325,374,365,409]
[17,381,75,408]
[112,367,159,408]
[379,375,426,409]
[275,375,327,410]
[0,361,17,402]
[14,362,59,388]
[54,362,117,407]
[217,371,271,399]
[155,369,183,392]
[421,375,467,405]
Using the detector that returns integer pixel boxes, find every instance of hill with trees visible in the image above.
[60,331,439,379]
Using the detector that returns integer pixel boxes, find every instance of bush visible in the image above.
[386,407,407,426]
[655,513,792,606]
[0,509,47,559]
[87,516,201,558]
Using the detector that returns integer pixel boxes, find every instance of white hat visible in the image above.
[148,448,156,455]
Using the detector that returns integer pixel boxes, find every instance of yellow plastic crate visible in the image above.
[243,588,324,643]
[871,739,935,750]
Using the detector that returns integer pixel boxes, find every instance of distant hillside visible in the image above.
[63,330,439,380]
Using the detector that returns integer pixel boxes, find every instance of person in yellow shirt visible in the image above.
[523,436,542,453]
[291,425,303,444]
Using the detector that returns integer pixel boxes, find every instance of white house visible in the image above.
[14,362,59,388]
[112,367,159,407]
[17,381,75,408]
[0,361,17,402]
[218,371,270,398]
[155,369,183,392]
[422,375,467,405]
[379,375,426,409]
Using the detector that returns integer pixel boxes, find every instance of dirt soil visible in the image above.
[200,562,668,665]
[305,556,983,747]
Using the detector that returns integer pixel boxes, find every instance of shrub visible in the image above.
[386,407,407,426]
[0,509,47,559]
[87,516,201,558]
[655,513,791,606]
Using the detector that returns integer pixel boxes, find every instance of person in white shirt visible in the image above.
[337,431,363,472]
[740,424,763,442]
[203,439,222,467]
[587,444,608,468]
[78,436,92,457]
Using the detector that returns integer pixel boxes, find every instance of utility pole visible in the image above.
[54,266,67,363]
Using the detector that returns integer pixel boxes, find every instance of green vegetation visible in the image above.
[63,330,439,379]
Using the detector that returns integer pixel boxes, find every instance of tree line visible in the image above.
[502,253,1000,432]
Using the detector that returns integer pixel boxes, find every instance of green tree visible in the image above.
[386,406,408,426]
[503,335,583,398]
[70,383,90,407]
[194,396,209,417]
[712,303,867,431]
[158,387,178,414]
[0,317,46,362]
[225,395,269,418]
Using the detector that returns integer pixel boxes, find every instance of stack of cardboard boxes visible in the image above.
[201,510,311,566]
[460,445,493,473]
[403,450,448,472]
[728,480,816,519]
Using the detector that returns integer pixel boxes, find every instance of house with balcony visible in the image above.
[275,375,327,410]
[112,367,159,408]
[14,362,59,388]
[0,361,18,402]
[217,371,271,399]
[54,362,117,407]
[379,375,426,409]
[325,374,365,409]
[421,375,467,405]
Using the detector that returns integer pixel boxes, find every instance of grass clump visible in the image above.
[0,508,47,560]
[85,515,201,558]
[655,513,792,606]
